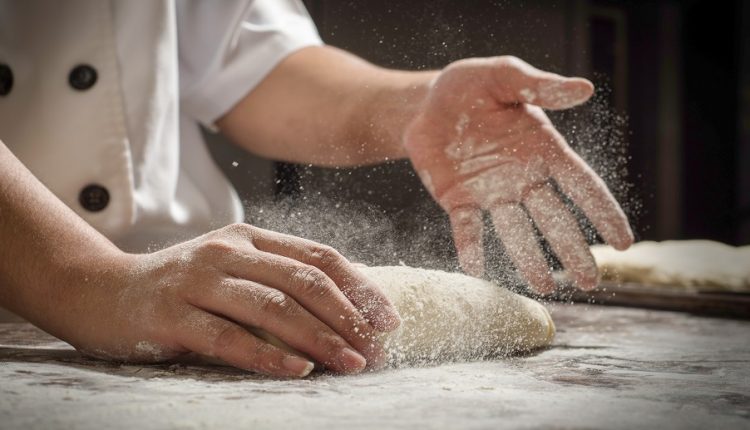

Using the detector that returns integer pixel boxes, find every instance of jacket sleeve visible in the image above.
[177,0,322,128]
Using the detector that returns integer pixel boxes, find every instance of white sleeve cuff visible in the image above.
[178,0,322,128]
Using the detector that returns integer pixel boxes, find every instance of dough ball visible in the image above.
[360,265,555,367]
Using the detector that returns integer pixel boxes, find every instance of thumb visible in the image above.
[490,57,594,110]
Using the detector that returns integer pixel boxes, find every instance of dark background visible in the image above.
[208,0,750,269]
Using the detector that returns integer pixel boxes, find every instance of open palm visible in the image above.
[404,57,633,293]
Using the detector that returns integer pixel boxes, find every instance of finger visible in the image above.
[215,249,386,367]
[488,57,594,109]
[190,280,368,374]
[489,203,555,294]
[177,308,315,378]
[524,183,598,290]
[550,149,634,250]
[449,206,485,277]
[248,227,401,332]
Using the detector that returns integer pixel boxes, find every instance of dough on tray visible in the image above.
[591,240,750,292]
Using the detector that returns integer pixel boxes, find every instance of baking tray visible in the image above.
[551,281,750,320]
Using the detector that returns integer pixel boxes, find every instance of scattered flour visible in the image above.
[519,87,537,103]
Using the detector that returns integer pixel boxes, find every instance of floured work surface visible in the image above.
[1,304,749,430]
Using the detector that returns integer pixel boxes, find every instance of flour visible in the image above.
[537,80,590,108]
[135,341,168,361]
[520,81,589,108]
[519,87,537,103]
[454,113,470,136]
[3,305,748,430]
[458,154,508,175]
[444,112,501,163]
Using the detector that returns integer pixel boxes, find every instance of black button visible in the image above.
[0,64,12,96]
[79,184,110,212]
[68,64,98,91]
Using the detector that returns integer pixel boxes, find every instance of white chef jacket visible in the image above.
[0,0,322,252]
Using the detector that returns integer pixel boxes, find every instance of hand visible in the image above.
[403,56,633,293]
[65,224,401,377]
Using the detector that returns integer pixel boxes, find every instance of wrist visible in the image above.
[345,68,436,163]
[385,70,437,156]
[5,240,133,343]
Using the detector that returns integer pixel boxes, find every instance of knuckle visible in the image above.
[212,325,245,354]
[314,330,347,354]
[258,289,295,316]
[249,341,277,362]
[221,223,257,241]
[451,207,481,230]
[198,239,235,256]
[448,57,480,71]
[221,222,245,232]
[498,55,523,70]
[309,245,346,272]
[290,265,332,298]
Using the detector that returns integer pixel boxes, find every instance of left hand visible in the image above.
[403,56,634,293]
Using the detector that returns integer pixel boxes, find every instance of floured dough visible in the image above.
[591,240,750,292]
[360,266,555,366]
[256,265,555,368]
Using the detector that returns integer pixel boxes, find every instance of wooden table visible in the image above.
[1,304,748,429]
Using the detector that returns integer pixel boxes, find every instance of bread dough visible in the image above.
[253,265,555,368]
[591,240,750,292]
[360,266,555,366]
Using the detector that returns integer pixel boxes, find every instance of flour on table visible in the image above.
[591,240,750,292]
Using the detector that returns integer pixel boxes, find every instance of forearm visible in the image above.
[217,46,437,167]
[0,141,126,336]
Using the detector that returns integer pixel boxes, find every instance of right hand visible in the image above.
[66,223,401,378]
[403,56,633,292]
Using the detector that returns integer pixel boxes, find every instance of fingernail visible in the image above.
[368,305,402,332]
[379,308,402,331]
[337,347,367,372]
[577,276,598,291]
[613,233,634,250]
[572,264,599,290]
[534,277,557,295]
[282,356,315,377]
